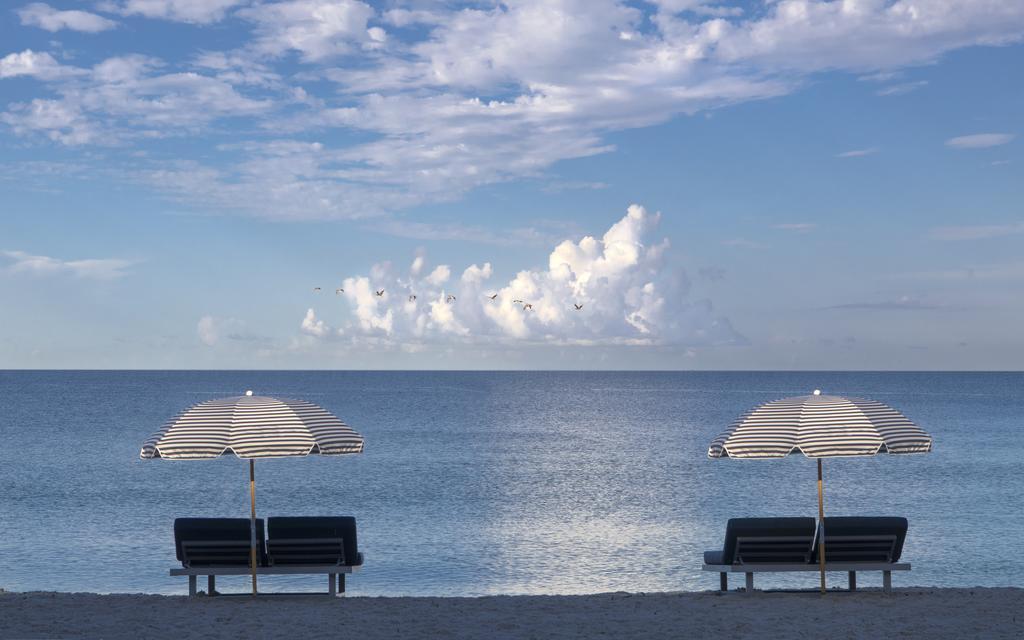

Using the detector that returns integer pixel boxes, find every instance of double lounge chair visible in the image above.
[171,516,363,596]
[702,516,910,593]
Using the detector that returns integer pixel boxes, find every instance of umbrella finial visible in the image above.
[813,389,821,396]
[245,390,253,396]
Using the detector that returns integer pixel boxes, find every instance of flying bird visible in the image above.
[488,293,498,300]
[409,295,417,302]
[375,289,385,297]
[574,303,583,310]
[335,288,344,295]
[523,303,533,311]
[512,299,523,304]
[313,287,321,292]
[446,294,456,303]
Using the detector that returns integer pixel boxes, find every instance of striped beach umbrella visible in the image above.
[708,390,931,593]
[141,391,364,594]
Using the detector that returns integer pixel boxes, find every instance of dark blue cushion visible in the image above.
[817,516,908,562]
[267,517,360,567]
[721,517,817,564]
[173,518,265,566]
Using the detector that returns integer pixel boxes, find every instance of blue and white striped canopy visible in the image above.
[708,392,932,459]
[140,393,364,460]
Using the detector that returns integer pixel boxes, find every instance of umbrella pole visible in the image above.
[249,459,258,595]
[817,458,826,594]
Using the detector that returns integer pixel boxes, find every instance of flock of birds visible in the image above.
[312,287,583,311]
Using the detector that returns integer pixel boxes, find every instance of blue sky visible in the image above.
[1,0,1022,369]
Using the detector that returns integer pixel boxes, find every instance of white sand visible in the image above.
[2,588,1021,639]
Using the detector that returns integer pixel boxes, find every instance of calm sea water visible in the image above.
[0,371,1021,596]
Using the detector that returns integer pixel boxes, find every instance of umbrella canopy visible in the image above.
[709,391,932,459]
[707,390,931,594]
[141,391,364,595]
[141,393,364,459]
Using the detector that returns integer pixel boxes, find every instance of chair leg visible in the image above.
[883,571,892,594]
[329,574,337,596]
[338,573,346,594]
[745,573,754,594]
[719,572,728,592]
[188,575,197,597]
[848,571,856,591]
[208,575,216,595]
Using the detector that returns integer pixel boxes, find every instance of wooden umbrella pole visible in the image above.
[817,458,826,594]
[250,459,258,595]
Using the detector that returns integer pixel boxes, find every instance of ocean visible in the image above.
[0,370,1020,596]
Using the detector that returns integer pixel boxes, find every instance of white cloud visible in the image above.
[1,249,132,279]
[197,316,219,346]
[300,308,331,337]
[876,80,928,96]
[945,133,1015,149]
[313,205,744,347]
[102,0,244,24]
[1,53,272,145]
[836,148,879,158]
[4,1,1024,218]
[0,49,76,80]
[18,3,117,32]
[238,0,375,61]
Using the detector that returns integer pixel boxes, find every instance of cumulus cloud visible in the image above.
[1,249,132,279]
[309,205,743,348]
[18,3,117,32]
[300,308,332,337]
[945,133,1015,149]
[0,49,77,80]
[238,0,376,61]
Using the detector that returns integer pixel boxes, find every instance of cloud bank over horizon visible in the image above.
[296,205,743,351]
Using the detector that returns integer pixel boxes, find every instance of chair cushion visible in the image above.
[819,516,908,562]
[722,517,817,564]
[267,517,359,567]
[173,518,265,567]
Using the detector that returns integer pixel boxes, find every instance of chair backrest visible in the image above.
[173,518,265,567]
[266,517,359,567]
[817,516,908,563]
[724,517,817,564]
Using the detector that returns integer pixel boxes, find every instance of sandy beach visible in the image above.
[2,588,1021,639]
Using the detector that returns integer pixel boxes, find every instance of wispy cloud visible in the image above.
[928,222,1024,241]
[366,220,558,248]
[945,133,1015,149]
[837,148,879,158]
[1,249,132,279]
[541,180,610,194]
[3,1,1024,219]
[18,3,118,33]
[773,223,817,232]
[876,80,928,96]
[824,296,952,311]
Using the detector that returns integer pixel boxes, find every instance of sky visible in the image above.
[0,0,1022,370]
